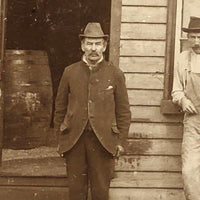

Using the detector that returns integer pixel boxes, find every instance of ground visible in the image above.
[0,146,66,176]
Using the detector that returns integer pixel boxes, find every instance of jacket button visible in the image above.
[88,100,92,103]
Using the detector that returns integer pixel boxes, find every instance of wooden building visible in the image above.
[0,0,198,199]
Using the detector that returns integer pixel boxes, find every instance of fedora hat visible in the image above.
[79,22,109,40]
[182,16,200,32]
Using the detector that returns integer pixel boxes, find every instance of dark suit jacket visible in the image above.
[54,60,131,155]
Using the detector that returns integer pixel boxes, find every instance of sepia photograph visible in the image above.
[0,0,199,199]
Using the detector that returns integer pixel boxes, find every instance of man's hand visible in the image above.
[115,145,124,158]
[181,97,198,114]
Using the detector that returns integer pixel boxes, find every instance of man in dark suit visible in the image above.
[54,22,131,200]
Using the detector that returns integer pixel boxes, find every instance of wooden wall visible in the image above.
[117,0,185,199]
[0,0,187,200]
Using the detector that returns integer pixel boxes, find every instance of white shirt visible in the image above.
[172,49,200,105]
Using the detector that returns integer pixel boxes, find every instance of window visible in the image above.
[161,0,200,114]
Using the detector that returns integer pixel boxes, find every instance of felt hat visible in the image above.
[79,22,109,40]
[182,16,200,32]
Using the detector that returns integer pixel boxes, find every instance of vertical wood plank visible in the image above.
[0,0,6,166]
[163,0,177,99]
[109,0,122,67]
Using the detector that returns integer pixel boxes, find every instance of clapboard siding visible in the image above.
[118,0,183,199]
[128,90,163,105]
[0,173,183,187]
[125,74,164,89]
[112,172,183,188]
[0,173,183,189]
[129,123,183,139]
[116,155,181,172]
[127,139,182,155]
[120,40,166,56]
[122,0,167,6]
[121,23,166,40]
[0,187,69,200]
[0,176,68,187]
[130,106,183,123]
[119,57,165,73]
[0,1,184,200]
[0,187,186,200]
[0,172,183,188]
[121,7,167,23]
[110,189,185,200]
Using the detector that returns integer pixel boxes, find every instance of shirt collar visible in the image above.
[82,54,104,70]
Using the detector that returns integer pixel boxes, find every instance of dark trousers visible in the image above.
[64,129,114,200]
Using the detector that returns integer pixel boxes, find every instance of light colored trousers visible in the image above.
[182,114,200,200]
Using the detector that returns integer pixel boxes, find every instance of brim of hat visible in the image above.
[182,27,200,32]
[79,34,109,39]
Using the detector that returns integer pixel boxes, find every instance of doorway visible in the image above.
[1,0,111,176]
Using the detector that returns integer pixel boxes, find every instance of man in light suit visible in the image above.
[54,22,131,200]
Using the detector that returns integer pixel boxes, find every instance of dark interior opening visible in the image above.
[1,0,111,176]
[6,0,111,127]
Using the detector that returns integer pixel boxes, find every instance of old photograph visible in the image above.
[0,0,199,199]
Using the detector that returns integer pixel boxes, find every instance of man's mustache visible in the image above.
[89,52,99,56]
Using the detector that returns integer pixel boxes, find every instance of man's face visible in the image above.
[188,32,200,54]
[81,37,107,63]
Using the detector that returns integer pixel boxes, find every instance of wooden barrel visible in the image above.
[3,50,53,149]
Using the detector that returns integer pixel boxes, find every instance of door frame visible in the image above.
[0,0,122,165]
[0,0,6,165]
[109,0,122,67]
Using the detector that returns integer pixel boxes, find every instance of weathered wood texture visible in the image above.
[122,0,167,6]
[161,99,182,114]
[119,57,165,73]
[0,154,182,178]
[125,74,164,89]
[0,176,68,186]
[119,1,183,196]
[0,172,183,188]
[121,7,167,23]
[163,0,177,100]
[120,40,166,56]
[110,189,185,200]
[116,155,181,171]
[128,90,163,106]
[129,123,183,139]
[109,0,122,67]
[127,139,182,155]
[0,145,182,176]
[130,106,183,123]
[121,23,166,40]
[1,156,66,176]
[0,187,186,200]
[0,0,6,165]
[0,186,69,200]
[112,172,183,188]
